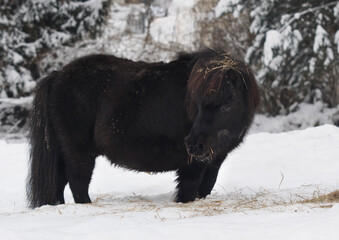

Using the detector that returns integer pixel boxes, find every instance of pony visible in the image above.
[27,49,260,208]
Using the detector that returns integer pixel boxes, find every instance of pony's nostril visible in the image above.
[185,136,205,155]
[191,141,204,155]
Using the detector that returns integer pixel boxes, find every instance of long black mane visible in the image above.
[185,49,259,129]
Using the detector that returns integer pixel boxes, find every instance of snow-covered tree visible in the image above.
[0,0,110,98]
[194,0,251,58]
[217,0,339,115]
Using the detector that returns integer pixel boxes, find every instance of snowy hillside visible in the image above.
[0,125,338,239]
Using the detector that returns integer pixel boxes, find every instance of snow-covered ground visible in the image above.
[0,124,338,239]
[250,102,339,133]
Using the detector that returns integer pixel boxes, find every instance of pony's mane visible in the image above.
[185,49,260,120]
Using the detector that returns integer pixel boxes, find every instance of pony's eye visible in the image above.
[220,104,231,113]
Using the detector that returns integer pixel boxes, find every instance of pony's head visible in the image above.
[185,50,260,161]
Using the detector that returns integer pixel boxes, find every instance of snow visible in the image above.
[251,102,339,133]
[4,67,20,97]
[313,25,330,53]
[0,125,338,239]
[264,30,282,69]
[335,30,339,54]
[170,0,195,8]
[311,23,335,66]
[41,29,71,48]
[309,57,316,73]
[214,0,241,18]
[0,96,33,106]
[281,26,302,56]
[2,66,35,97]
[4,67,21,85]
[9,50,24,64]
[150,16,177,45]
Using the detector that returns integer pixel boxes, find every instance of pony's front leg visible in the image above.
[175,154,225,203]
[197,155,224,198]
[175,161,207,203]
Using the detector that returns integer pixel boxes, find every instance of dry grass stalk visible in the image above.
[278,171,284,189]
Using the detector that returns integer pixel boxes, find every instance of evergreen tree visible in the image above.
[0,0,110,98]
[217,0,339,115]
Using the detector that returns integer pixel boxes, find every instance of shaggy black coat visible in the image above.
[27,49,260,208]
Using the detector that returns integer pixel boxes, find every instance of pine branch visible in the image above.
[279,1,339,32]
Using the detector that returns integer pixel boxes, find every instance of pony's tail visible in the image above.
[27,72,61,208]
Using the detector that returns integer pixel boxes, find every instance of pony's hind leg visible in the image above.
[56,159,68,204]
[63,148,96,204]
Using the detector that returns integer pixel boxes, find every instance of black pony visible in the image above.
[27,49,259,208]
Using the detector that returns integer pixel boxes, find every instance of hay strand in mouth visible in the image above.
[187,155,193,165]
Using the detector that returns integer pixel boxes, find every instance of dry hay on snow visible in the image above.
[27,188,339,220]
[85,188,339,219]
[301,190,339,204]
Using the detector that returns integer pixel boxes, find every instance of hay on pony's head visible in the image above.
[194,52,248,91]
[196,53,240,78]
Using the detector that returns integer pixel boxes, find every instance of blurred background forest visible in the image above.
[0,0,339,138]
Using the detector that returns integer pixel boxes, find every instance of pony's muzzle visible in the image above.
[184,135,206,157]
